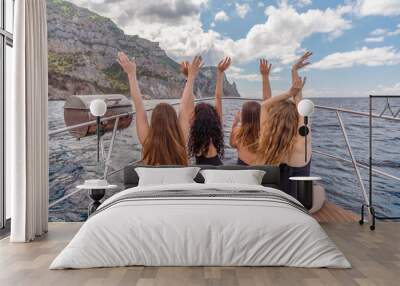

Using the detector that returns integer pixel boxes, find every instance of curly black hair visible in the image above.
[188,102,224,158]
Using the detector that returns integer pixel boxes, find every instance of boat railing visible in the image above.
[48,97,400,217]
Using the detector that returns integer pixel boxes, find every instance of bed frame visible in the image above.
[123,165,281,190]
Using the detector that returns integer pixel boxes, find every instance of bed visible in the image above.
[50,165,350,269]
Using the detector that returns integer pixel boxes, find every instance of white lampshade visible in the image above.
[297,99,315,117]
[90,99,107,117]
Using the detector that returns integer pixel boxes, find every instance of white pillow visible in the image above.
[135,167,201,186]
[200,169,266,185]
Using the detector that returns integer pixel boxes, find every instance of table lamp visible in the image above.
[90,99,107,162]
[297,99,314,163]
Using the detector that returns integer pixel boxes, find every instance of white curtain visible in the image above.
[7,0,49,242]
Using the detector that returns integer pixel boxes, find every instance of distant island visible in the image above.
[46,0,241,100]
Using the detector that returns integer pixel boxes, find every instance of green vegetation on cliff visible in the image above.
[48,52,75,73]
[103,65,129,93]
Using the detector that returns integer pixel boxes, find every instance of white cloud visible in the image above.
[372,83,400,95]
[214,10,229,22]
[364,36,384,43]
[226,66,279,82]
[272,66,284,73]
[365,25,400,43]
[370,28,387,36]
[67,0,219,60]
[257,2,265,8]
[235,3,251,18]
[227,66,260,82]
[296,0,312,7]
[311,46,400,70]
[222,3,352,63]
[230,73,261,82]
[357,0,400,16]
[388,24,400,36]
[66,0,352,67]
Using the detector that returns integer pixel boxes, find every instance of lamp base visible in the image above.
[88,188,106,215]
[296,180,313,210]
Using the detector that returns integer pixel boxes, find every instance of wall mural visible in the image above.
[47,0,400,221]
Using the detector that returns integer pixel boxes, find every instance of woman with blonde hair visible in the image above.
[258,52,312,197]
[117,52,202,165]
[230,59,272,165]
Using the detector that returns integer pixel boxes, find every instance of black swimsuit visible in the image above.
[237,158,249,166]
[279,159,312,198]
[195,155,223,166]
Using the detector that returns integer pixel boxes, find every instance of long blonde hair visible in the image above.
[257,100,299,165]
[235,101,261,153]
[142,103,188,166]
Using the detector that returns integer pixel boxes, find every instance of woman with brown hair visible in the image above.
[258,52,312,197]
[180,57,231,165]
[117,52,202,165]
[230,59,272,165]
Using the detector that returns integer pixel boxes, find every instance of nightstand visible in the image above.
[289,176,321,210]
[77,180,117,215]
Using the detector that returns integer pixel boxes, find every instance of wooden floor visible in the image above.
[1,221,399,286]
[312,202,359,223]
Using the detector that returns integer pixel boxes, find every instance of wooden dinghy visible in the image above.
[64,94,133,138]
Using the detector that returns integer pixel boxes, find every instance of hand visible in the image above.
[259,59,272,76]
[217,57,231,74]
[180,61,189,78]
[289,76,306,96]
[117,52,137,76]
[292,51,312,71]
[188,55,203,79]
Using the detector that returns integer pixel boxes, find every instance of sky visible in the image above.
[66,0,400,98]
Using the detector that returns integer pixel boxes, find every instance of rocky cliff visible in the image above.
[47,0,240,100]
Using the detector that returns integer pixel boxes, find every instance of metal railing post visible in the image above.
[336,111,370,216]
[103,117,119,179]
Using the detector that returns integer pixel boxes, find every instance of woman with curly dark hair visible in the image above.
[188,102,225,165]
[180,57,231,165]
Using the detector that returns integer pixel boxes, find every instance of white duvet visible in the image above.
[50,183,350,269]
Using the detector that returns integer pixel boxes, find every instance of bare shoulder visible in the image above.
[230,126,240,148]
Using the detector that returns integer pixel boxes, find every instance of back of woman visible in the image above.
[142,103,188,166]
[188,102,224,166]
[257,51,313,197]
[230,101,261,165]
[258,100,299,165]
[180,56,231,166]
[258,100,304,198]
[117,52,188,166]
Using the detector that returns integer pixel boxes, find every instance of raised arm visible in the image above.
[260,76,306,124]
[261,89,295,107]
[179,56,203,143]
[261,52,311,108]
[291,51,312,105]
[117,52,149,146]
[215,57,231,120]
[260,59,272,100]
